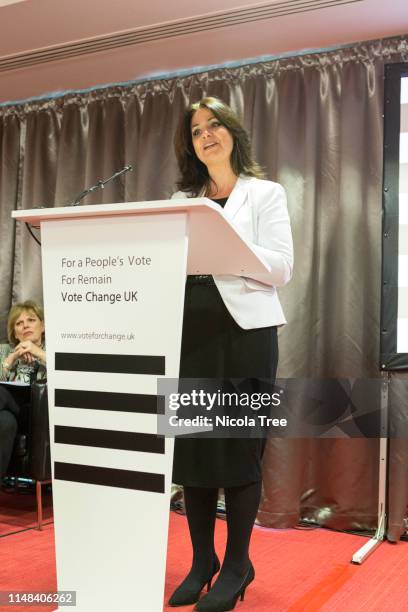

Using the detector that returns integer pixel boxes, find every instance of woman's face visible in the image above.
[14,309,44,345]
[191,107,234,169]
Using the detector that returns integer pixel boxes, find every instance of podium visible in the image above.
[13,199,269,611]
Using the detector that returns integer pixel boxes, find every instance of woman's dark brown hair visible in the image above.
[174,97,264,196]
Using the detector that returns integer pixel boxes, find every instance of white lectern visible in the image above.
[13,199,269,611]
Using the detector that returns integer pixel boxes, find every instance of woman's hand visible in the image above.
[11,341,46,365]
[2,348,19,369]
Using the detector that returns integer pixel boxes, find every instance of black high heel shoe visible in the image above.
[168,556,221,607]
[193,562,255,612]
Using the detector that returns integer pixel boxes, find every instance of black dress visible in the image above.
[172,198,279,488]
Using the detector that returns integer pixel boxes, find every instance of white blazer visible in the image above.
[172,176,294,330]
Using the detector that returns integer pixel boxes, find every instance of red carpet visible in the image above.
[0,524,57,612]
[165,515,408,611]
[0,488,53,537]
[1,511,408,611]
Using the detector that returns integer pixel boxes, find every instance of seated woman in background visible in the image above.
[0,300,46,479]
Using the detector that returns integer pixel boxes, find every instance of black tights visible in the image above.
[184,480,262,579]
[223,481,262,573]
[184,486,218,580]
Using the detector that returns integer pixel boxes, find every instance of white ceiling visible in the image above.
[0,0,26,7]
[0,0,407,104]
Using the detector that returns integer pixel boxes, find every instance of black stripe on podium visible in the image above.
[55,353,165,375]
[55,389,161,414]
[54,462,164,493]
[54,425,165,454]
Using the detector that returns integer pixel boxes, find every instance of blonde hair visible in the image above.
[7,300,44,346]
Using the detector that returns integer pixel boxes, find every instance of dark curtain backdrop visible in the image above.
[0,36,407,540]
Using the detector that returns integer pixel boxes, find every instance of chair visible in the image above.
[6,381,51,530]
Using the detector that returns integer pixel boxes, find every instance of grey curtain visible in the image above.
[1,35,407,539]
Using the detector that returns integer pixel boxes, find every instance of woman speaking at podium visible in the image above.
[169,97,293,611]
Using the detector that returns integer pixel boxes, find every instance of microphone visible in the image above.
[26,165,134,246]
[69,164,133,207]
